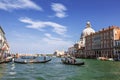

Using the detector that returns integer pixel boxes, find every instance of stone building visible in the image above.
[114,40,120,60]
[67,46,76,56]
[85,26,120,59]
[69,21,120,60]
[73,21,95,58]
[0,26,10,60]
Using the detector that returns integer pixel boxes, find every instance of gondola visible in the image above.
[28,59,52,63]
[0,59,11,64]
[14,59,52,64]
[61,59,84,66]
[14,60,27,64]
[0,57,13,64]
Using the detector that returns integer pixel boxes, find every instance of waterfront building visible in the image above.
[73,22,95,58]
[114,40,120,60]
[0,26,10,60]
[85,26,120,59]
[68,46,76,56]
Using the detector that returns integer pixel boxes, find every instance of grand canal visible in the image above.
[0,57,120,80]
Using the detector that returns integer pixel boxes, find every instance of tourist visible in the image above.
[44,56,46,60]
[65,56,68,61]
[64,57,70,63]
[71,57,76,64]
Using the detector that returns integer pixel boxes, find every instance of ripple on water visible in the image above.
[2,77,30,80]
[9,71,16,75]
[1,58,120,80]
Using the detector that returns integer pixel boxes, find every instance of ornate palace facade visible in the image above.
[85,26,120,59]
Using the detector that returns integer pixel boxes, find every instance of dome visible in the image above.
[82,27,95,36]
[81,21,95,38]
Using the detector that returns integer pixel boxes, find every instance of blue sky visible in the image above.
[0,0,120,54]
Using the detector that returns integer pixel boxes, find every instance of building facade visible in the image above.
[73,21,95,58]
[0,26,10,60]
[114,40,120,60]
[68,46,76,56]
[85,26,120,59]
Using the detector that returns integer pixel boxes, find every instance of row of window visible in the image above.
[115,41,120,46]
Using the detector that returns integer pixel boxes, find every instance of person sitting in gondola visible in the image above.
[44,56,46,60]
[71,57,76,64]
[68,57,71,63]
[65,57,67,61]
[65,57,70,63]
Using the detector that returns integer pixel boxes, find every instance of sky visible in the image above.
[0,0,120,54]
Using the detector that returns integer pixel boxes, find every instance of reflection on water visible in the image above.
[9,63,16,76]
[0,58,120,80]
[11,64,15,70]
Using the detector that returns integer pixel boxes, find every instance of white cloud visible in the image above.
[51,3,67,18]
[19,17,67,35]
[0,0,42,11]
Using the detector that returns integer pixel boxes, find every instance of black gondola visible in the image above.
[14,59,52,64]
[29,59,52,63]
[14,60,27,64]
[61,59,84,66]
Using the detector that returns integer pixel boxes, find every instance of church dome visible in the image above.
[81,21,95,37]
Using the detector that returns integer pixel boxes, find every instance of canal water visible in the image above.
[0,57,120,80]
